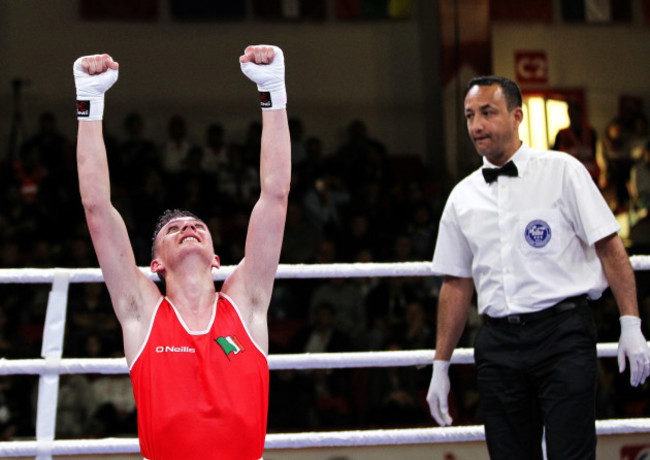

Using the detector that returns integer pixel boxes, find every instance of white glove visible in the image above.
[618,315,650,387]
[73,54,119,121]
[240,45,286,110]
[426,360,453,426]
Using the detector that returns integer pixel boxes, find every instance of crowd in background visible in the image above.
[0,107,648,440]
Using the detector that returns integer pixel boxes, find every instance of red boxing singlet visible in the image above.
[130,293,269,460]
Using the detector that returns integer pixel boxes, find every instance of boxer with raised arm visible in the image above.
[74,45,290,460]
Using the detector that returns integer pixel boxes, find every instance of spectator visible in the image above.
[404,200,437,260]
[336,212,380,263]
[117,112,160,190]
[553,101,599,181]
[201,123,228,173]
[215,143,260,209]
[309,276,365,347]
[66,283,120,354]
[628,143,650,253]
[289,117,307,167]
[55,374,94,438]
[400,300,435,350]
[22,112,72,178]
[301,174,350,236]
[597,117,633,213]
[629,141,650,222]
[630,114,649,162]
[281,200,322,264]
[334,119,387,196]
[293,136,327,196]
[367,341,430,428]
[160,114,192,177]
[12,142,47,205]
[241,120,262,169]
[364,276,419,350]
[290,302,354,429]
[267,368,316,431]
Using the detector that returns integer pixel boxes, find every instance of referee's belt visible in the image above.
[484,294,589,326]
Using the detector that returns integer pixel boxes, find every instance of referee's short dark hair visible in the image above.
[466,76,522,112]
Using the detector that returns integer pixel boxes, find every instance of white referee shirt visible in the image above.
[432,143,620,318]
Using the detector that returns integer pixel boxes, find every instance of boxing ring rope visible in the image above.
[0,258,648,458]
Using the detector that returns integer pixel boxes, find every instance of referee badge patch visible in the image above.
[524,219,551,248]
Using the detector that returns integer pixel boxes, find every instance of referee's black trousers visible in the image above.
[474,305,598,460]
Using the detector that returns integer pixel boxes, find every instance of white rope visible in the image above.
[0,262,437,283]
[0,343,637,375]
[630,254,650,271]
[0,254,646,285]
[0,419,648,456]
[0,438,139,456]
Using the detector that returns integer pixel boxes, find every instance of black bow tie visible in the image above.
[482,161,518,184]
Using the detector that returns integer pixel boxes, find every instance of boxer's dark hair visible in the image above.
[151,209,202,259]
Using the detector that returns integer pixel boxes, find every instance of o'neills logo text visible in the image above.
[155,346,196,353]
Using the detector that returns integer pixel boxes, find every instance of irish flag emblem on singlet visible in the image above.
[216,336,245,360]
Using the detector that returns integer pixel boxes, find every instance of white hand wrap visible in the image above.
[240,46,286,110]
[73,55,119,121]
[426,360,453,426]
[618,315,650,387]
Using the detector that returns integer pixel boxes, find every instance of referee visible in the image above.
[426,76,650,460]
